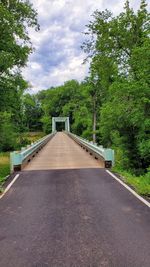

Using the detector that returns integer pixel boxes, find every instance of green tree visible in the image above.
[0,112,17,151]
[82,0,150,173]
[0,0,39,76]
[23,93,43,131]
[0,0,39,151]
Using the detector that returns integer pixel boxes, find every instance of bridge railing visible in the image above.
[10,132,56,172]
[66,132,114,168]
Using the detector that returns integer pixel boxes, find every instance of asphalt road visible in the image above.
[0,168,150,267]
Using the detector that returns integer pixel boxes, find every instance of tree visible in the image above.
[82,0,150,173]
[23,93,43,131]
[0,0,39,76]
[0,0,39,151]
[0,0,39,110]
[0,112,17,151]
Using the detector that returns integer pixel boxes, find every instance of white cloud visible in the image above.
[24,54,89,93]
[22,0,149,93]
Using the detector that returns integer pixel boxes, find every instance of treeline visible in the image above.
[0,0,149,175]
[0,0,39,151]
[83,0,150,174]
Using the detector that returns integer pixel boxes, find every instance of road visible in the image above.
[0,168,150,267]
[24,132,104,170]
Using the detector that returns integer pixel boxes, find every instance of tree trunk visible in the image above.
[93,97,96,143]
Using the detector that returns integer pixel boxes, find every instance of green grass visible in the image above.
[26,131,45,143]
[0,152,10,190]
[17,131,45,147]
[112,167,150,196]
[0,132,45,192]
[0,132,44,180]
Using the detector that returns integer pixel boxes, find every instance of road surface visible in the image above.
[24,132,104,170]
[0,168,150,267]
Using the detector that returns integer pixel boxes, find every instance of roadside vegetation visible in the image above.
[18,132,45,147]
[123,172,150,196]
[112,147,150,196]
[0,132,44,188]
[0,0,149,196]
[0,153,10,191]
[113,167,150,196]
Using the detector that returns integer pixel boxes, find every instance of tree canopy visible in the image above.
[0,0,39,150]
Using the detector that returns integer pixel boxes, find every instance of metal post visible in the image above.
[52,117,56,132]
[67,117,70,132]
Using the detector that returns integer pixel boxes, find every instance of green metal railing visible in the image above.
[10,130,115,172]
[66,132,115,168]
[10,132,56,172]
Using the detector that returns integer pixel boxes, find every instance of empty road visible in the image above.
[0,133,150,266]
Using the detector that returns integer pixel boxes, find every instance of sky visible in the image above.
[22,0,148,93]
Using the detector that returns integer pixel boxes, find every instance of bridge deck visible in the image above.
[24,132,103,170]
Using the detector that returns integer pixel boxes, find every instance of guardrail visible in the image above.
[10,132,56,172]
[66,132,114,168]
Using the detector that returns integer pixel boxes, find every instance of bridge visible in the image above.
[10,117,114,172]
[0,118,150,267]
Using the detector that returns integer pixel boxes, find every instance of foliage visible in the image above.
[0,112,17,151]
[0,153,10,189]
[23,93,43,131]
[0,0,39,76]
[113,167,150,196]
[36,0,149,178]
[0,0,149,189]
[82,0,150,173]
[0,0,39,151]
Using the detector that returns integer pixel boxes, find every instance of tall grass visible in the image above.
[0,152,10,187]
[112,167,150,196]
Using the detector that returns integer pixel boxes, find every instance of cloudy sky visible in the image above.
[22,0,148,93]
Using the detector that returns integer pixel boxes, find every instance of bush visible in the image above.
[41,115,51,134]
[0,153,10,188]
[0,112,17,152]
[113,168,150,196]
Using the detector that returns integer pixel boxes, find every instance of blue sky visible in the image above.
[22,0,148,93]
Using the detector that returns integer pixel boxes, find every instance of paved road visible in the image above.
[25,132,103,170]
[0,168,149,267]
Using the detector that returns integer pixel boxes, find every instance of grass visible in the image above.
[18,131,45,147]
[111,147,150,197]
[0,132,45,191]
[0,152,10,190]
[112,167,150,197]
[0,131,44,176]
[26,131,45,143]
